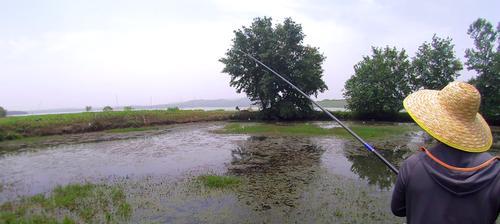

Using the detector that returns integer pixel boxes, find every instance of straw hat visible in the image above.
[403,82,493,152]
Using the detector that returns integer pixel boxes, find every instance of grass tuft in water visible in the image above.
[0,183,131,224]
[198,175,241,188]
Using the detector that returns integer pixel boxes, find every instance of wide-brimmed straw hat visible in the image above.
[403,82,493,152]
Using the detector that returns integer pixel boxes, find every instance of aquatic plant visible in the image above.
[198,175,241,188]
[0,183,131,223]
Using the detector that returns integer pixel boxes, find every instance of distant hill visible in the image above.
[6,111,29,116]
[18,98,346,115]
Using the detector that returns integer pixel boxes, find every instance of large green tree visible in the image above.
[0,107,6,118]
[412,34,463,90]
[343,46,413,118]
[220,17,327,119]
[465,18,499,123]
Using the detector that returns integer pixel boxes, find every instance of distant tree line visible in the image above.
[344,18,499,123]
[221,17,498,122]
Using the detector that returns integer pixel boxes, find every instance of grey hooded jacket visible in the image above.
[391,143,500,224]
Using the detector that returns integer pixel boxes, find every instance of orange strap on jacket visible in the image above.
[420,147,500,172]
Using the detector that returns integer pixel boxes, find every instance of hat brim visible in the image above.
[403,90,493,152]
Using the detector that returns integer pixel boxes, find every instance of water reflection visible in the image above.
[342,131,428,189]
[346,148,406,190]
[229,136,324,210]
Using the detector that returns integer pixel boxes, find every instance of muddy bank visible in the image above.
[0,110,242,142]
[0,127,171,154]
[0,125,175,155]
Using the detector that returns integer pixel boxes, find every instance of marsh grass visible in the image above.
[217,123,332,136]
[198,175,241,188]
[218,122,415,139]
[0,110,235,141]
[0,183,131,224]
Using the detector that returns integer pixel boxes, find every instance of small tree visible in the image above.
[465,18,499,122]
[0,106,6,118]
[343,46,413,118]
[412,34,463,90]
[85,106,92,112]
[103,106,113,112]
[166,107,179,112]
[123,106,133,111]
[220,17,327,120]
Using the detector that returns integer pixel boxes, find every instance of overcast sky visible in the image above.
[1,0,499,110]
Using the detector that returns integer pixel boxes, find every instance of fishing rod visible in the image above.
[238,50,399,175]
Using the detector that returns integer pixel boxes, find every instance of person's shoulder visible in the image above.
[401,151,425,172]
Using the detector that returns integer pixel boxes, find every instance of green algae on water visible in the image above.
[198,175,241,188]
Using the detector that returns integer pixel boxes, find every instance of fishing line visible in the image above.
[238,50,399,175]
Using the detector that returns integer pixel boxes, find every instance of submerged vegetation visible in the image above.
[198,175,241,188]
[218,122,416,139]
[0,183,131,224]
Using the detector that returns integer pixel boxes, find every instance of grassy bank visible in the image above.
[0,183,131,223]
[0,110,238,141]
[217,122,416,139]
[0,109,419,142]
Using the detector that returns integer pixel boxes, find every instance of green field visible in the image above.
[0,110,236,141]
[217,122,415,139]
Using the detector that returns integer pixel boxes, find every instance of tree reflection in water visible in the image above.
[228,136,325,211]
[344,131,430,190]
[346,147,406,190]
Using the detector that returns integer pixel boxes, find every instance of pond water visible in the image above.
[0,122,497,223]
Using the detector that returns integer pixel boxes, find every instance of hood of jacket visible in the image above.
[421,143,500,196]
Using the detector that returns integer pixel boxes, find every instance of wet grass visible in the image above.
[198,175,241,188]
[0,110,236,141]
[331,124,416,139]
[0,183,131,224]
[218,123,333,136]
[218,122,415,139]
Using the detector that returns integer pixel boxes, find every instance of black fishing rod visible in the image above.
[238,50,399,175]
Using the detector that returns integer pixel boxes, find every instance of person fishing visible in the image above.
[391,81,499,223]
